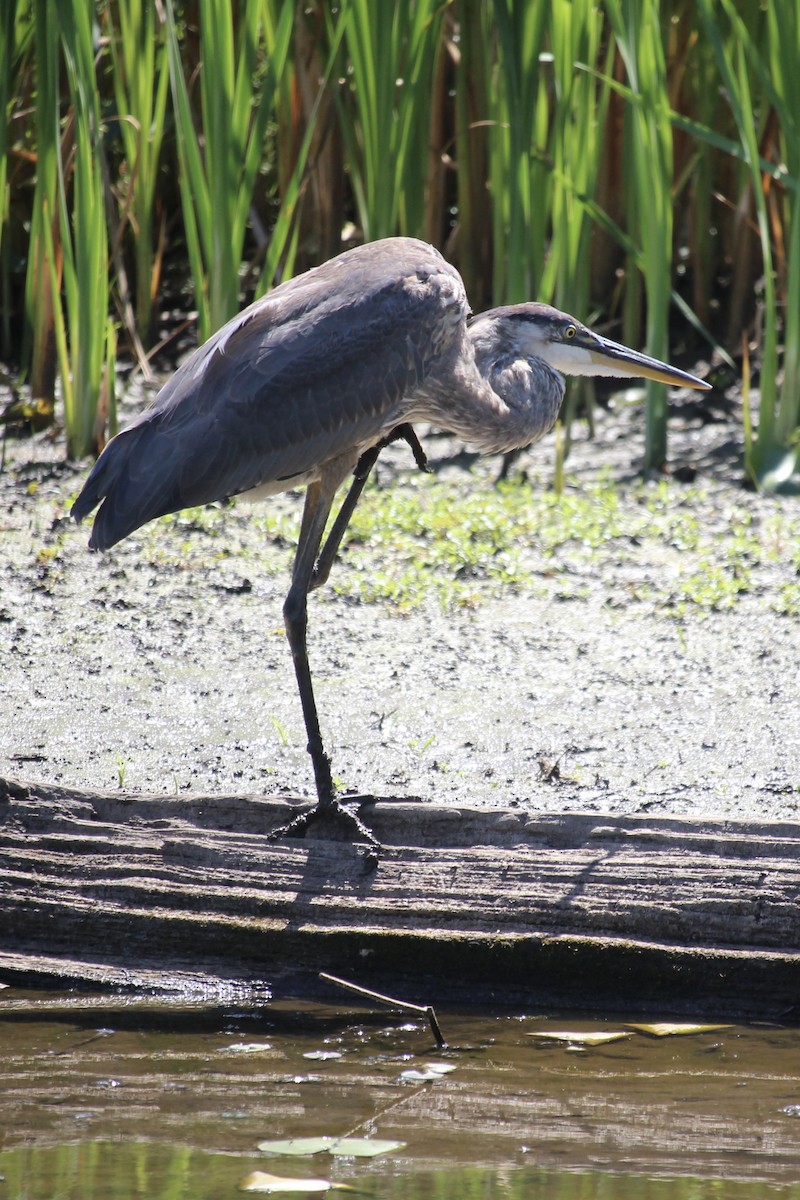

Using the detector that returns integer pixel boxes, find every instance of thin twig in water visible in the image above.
[320,971,447,1048]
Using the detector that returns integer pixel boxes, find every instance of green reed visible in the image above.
[258,1,351,294]
[761,0,800,487]
[540,0,609,319]
[697,0,800,491]
[164,0,293,341]
[54,0,113,458]
[335,0,445,243]
[452,0,492,309]
[540,0,612,447]
[23,0,60,413]
[2,1,799,478]
[487,0,550,304]
[605,0,674,472]
[0,2,17,354]
[106,0,170,348]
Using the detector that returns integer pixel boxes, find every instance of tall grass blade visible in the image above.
[164,0,293,340]
[488,0,549,303]
[539,0,608,318]
[57,0,110,457]
[0,0,18,355]
[258,0,350,292]
[697,0,791,487]
[105,0,170,346]
[765,0,800,461]
[24,0,60,413]
[541,0,611,449]
[453,0,492,310]
[605,0,674,472]
[336,0,445,243]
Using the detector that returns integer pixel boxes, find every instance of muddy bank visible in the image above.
[1,384,798,823]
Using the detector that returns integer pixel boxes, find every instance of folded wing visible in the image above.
[73,238,468,549]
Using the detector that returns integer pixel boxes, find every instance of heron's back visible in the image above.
[72,238,468,550]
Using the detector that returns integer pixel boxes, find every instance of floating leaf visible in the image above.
[328,1139,405,1159]
[224,1042,274,1054]
[303,1051,343,1061]
[258,1137,405,1160]
[529,1030,632,1046]
[258,1139,337,1157]
[627,1023,732,1038]
[400,1061,456,1081]
[241,1170,338,1193]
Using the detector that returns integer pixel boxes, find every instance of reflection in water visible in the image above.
[2,1141,800,1200]
[1,1000,800,1198]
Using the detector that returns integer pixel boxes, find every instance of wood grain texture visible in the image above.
[2,775,799,1014]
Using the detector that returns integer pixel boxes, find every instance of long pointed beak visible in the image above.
[586,334,710,391]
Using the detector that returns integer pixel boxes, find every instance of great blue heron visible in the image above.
[72,236,709,849]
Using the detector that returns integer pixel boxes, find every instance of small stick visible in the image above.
[320,971,447,1048]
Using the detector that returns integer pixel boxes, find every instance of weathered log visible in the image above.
[2,775,799,1015]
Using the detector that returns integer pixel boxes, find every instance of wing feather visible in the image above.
[73,239,467,549]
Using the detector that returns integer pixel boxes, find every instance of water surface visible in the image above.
[1,992,799,1197]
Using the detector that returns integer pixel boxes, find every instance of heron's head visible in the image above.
[469,303,710,391]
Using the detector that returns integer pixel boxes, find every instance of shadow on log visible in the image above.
[2,775,800,1016]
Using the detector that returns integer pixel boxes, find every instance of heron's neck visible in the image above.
[409,331,564,455]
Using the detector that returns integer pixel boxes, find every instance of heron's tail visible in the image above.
[71,426,166,551]
[71,444,120,550]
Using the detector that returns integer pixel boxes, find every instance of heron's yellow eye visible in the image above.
[564,325,577,339]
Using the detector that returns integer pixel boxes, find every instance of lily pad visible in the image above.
[400,1061,456,1081]
[627,1022,732,1038]
[224,1042,274,1054]
[258,1139,337,1157]
[530,1029,632,1046]
[258,1137,405,1159]
[328,1138,406,1159]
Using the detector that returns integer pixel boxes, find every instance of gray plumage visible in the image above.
[72,239,571,547]
[72,236,708,847]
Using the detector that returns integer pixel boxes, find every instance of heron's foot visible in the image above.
[394,423,431,474]
[266,796,383,865]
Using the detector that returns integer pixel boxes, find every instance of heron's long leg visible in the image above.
[308,450,379,595]
[282,471,344,807]
[272,460,382,853]
[311,424,429,593]
[272,429,429,854]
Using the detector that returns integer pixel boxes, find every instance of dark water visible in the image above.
[1,992,799,1198]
